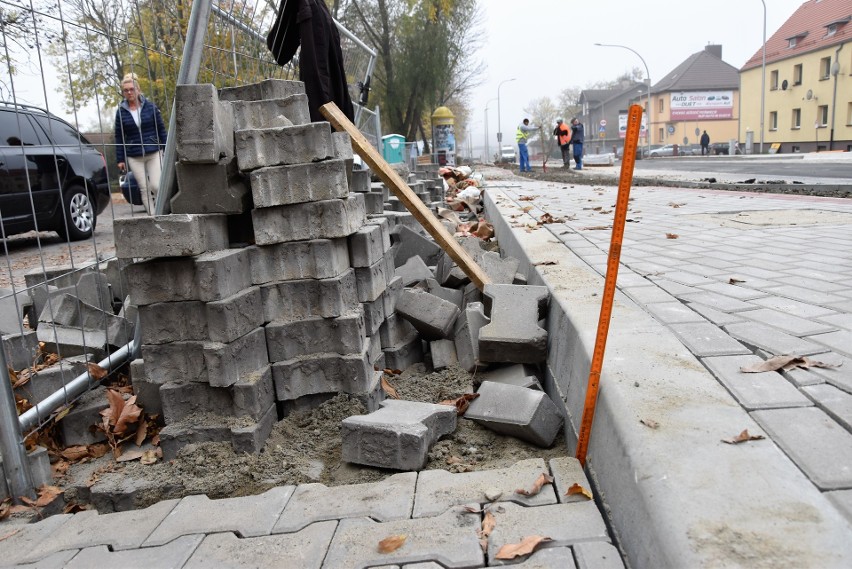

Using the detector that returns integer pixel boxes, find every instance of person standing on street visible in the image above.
[115,73,167,215]
[570,117,585,170]
[553,118,571,167]
[700,130,711,156]
[516,118,537,173]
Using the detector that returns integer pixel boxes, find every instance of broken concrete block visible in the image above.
[250,159,348,208]
[341,400,457,470]
[475,364,542,390]
[130,358,163,419]
[392,226,442,268]
[234,122,334,171]
[379,313,418,350]
[479,284,549,364]
[349,220,391,268]
[15,354,91,406]
[395,256,433,287]
[463,282,483,307]
[252,194,365,245]
[417,278,463,309]
[480,252,521,285]
[396,288,459,340]
[36,324,107,360]
[39,294,133,349]
[453,302,490,372]
[436,237,483,288]
[218,79,305,102]
[361,295,386,337]
[172,158,251,215]
[266,311,366,361]
[2,330,38,371]
[74,272,113,312]
[230,94,310,130]
[248,239,350,285]
[383,334,424,371]
[175,84,234,163]
[430,339,458,371]
[260,269,359,323]
[271,350,372,402]
[160,366,274,424]
[382,276,404,317]
[114,214,229,259]
[58,386,108,446]
[466,381,563,447]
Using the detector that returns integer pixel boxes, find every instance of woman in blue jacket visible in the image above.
[115,73,167,214]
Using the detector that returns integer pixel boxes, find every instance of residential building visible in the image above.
[578,82,647,154]
[741,0,851,153]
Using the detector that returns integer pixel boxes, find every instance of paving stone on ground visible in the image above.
[749,296,838,319]
[826,490,852,524]
[752,407,852,490]
[509,547,578,568]
[273,473,416,533]
[412,459,557,518]
[64,535,203,569]
[0,515,72,566]
[548,457,593,504]
[619,286,676,306]
[12,550,79,569]
[643,302,705,324]
[649,278,698,297]
[793,353,852,394]
[654,270,716,287]
[573,542,626,569]
[322,507,484,569]
[806,330,852,357]
[667,322,751,357]
[701,355,813,410]
[761,285,848,305]
[674,290,756,313]
[696,282,769,301]
[737,308,838,337]
[685,302,746,327]
[801,384,852,433]
[724,322,829,356]
[183,522,337,569]
[486,502,610,566]
[143,487,294,546]
[466,382,563,447]
[817,313,852,330]
[781,366,827,388]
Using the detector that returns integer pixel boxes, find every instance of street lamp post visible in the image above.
[595,43,651,158]
[497,78,516,149]
[759,0,766,154]
[485,97,497,163]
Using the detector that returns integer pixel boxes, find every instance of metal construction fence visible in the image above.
[0,0,378,501]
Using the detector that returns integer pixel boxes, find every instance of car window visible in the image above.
[0,110,45,146]
[31,114,89,146]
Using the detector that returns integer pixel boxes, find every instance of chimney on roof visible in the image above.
[705,44,722,59]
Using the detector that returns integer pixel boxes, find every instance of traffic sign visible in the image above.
[600,119,607,127]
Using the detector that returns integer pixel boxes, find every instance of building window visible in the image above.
[792,108,801,128]
[791,145,801,153]
[658,127,664,141]
[848,102,852,125]
[769,111,778,130]
[770,70,779,90]
[658,99,664,113]
[826,24,837,37]
[818,105,828,126]
[788,37,798,48]
[793,64,803,85]
[820,57,831,80]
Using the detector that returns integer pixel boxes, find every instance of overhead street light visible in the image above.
[595,43,651,158]
[485,97,497,163]
[497,78,516,147]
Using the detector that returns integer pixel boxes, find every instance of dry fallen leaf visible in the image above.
[567,483,593,500]
[116,449,145,463]
[581,225,612,231]
[33,485,63,508]
[722,429,766,444]
[381,376,400,399]
[114,395,142,436]
[640,418,660,429]
[60,446,90,462]
[495,535,553,560]
[728,278,746,284]
[378,534,407,554]
[665,233,679,239]
[740,355,842,373]
[480,510,496,538]
[437,393,480,416]
[518,195,537,201]
[515,473,553,496]
[87,362,108,381]
[533,260,558,266]
[668,202,686,208]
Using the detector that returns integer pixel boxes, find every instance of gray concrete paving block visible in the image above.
[573,542,625,569]
[74,271,113,311]
[474,364,542,390]
[124,248,252,305]
[36,323,108,360]
[350,220,392,268]
[392,225,442,268]
[64,535,202,569]
[762,284,848,306]
[696,282,768,301]
[620,286,676,306]
[701,355,813,410]
[466,382,563,448]
[462,282,483,308]
[250,158,349,208]
[380,313,419,350]
[114,214,229,259]
[480,251,521,285]
[750,295,837,319]
[655,270,715,287]
[12,549,79,569]
[175,84,233,163]
[160,365,274,423]
[341,399,456,470]
[355,254,393,303]
[382,276,404,317]
[266,311,366,360]
[397,288,460,341]
[802,384,852,433]
[273,472,415,533]
[271,349,372,402]
[144,487,294,546]
[818,313,852,331]
[416,278,464,309]
[350,168,371,193]
[184,521,336,569]
[668,322,751,357]
[234,122,334,171]
[738,307,838,337]
[479,284,549,364]
[802,353,852,394]
[676,290,755,313]
[323,506,483,569]
[0,515,73,566]
[454,302,489,372]
[58,386,109,446]
[141,326,268,388]
[261,270,358,324]
[685,302,746,327]
[249,238,350,285]
[500,547,577,568]
[807,330,852,358]
[14,354,90,407]
[549,457,593,504]
[413,458,557,518]
[487,502,609,566]
[429,339,458,371]
[218,78,305,102]
[384,335,426,371]
[252,193,366,245]
[364,192,386,214]
[230,94,310,130]
[826,490,852,524]
[363,295,387,337]
[644,301,705,324]
[752,407,852,490]
[396,255,434,287]
[3,329,39,371]
[724,321,828,356]
[172,159,251,215]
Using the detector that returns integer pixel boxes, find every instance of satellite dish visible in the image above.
[806,89,813,100]
[781,79,788,90]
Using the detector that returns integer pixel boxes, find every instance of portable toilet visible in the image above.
[382,134,406,164]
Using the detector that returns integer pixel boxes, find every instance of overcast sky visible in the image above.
[465,0,806,156]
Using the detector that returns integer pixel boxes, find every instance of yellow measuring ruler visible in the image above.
[575,103,643,467]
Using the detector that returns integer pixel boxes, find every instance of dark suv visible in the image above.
[0,102,110,241]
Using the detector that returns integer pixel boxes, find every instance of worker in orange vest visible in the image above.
[553,118,571,167]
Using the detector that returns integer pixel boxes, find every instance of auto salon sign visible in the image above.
[670,91,733,120]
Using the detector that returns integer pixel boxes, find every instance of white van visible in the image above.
[498,145,516,163]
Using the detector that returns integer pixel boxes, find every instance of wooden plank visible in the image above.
[320,102,491,290]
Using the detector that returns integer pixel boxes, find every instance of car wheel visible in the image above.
[57,184,97,241]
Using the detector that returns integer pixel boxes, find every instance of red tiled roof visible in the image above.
[742,0,852,71]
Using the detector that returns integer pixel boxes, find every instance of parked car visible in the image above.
[119,171,144,206]
[647,144,696,158]
[711,142,731,155]
[496,145,516,164]
[0,101,110,240]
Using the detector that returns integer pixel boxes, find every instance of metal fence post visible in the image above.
[0,344,35,502]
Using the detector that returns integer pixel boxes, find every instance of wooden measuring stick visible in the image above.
[320,102,491,290]
[575,104,643,467]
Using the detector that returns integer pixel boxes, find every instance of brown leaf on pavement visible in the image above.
[640,418,660,429]
[437,393,480,416]
[60,445,90,462]
[567,483,593,500]
[34,485,63,507]
[87,362,108,381]
[728,278,746,284]
[515,473,553,496]
[495,535,553,560]
[114,395,142,436]
[722,429,766,444]
[116,449,145,463]
[580,225,612,231]
[665,233,679,239]
[135,415,149,446]
[538,213,563,224]
[88,443,109,458]
[102,389,125,425]
[740,355,842,373]
[377,534,407,553]
[518,195,537,201]
[480,510,496,538]
[668,202,686,208]
[533,260,558,266]
[381,376,400,399]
